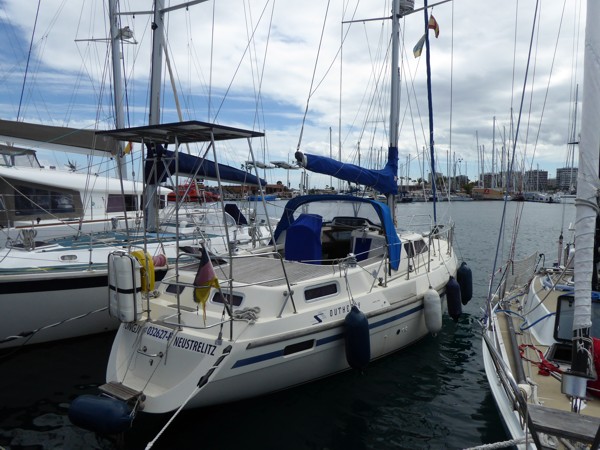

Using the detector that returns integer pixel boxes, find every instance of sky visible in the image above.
[0,0,586,191]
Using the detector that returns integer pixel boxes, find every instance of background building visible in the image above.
[524,170,548,191]
[556,167,577,192]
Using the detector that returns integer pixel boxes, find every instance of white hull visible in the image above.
[106,230,457,413]
[0,208,272,348]
[110,297,432,412]
[482,326,531,450]
[0,270,118,348]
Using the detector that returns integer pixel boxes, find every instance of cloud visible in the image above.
[0,0,586,189]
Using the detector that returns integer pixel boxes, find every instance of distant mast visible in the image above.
[109,0,128,180]
[145,0,166,232]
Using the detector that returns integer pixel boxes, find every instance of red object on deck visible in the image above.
[167,183,220,203]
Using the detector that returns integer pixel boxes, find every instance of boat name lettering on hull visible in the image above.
[329,302,360,318]
[173,336,216,355]
[145,326,173,341]
[124,322,142,334]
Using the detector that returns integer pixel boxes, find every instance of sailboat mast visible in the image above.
[109,0,128,180]
[149,0,165,126]
[145,0,166,232]
[571,0,600,379]
[423,0,437,223]
[390,0,400,151]
[388,0,401,218]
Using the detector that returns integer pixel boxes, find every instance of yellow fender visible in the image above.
[130,250,155,292]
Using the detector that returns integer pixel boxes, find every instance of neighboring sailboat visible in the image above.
[0,1,271,349]
[481,1,600,447]
[68,0,467,440]
[0,144,267,349]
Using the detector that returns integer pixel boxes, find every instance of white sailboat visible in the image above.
[481,1,600,447]
[68,0,468,440]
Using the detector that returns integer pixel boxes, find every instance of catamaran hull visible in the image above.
[0,268,167,349]
[0,271,117,348]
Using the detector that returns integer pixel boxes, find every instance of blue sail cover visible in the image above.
[295,146,398,195]
[145,143,266,186]
[272,194,401,270]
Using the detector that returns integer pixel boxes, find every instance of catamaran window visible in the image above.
[12,153,40,168]
[212,291,243,307]
[304,282,339,301]
[0,148,41,168]
[106,194,138,213]
[140,195,166,211]
[14,186,75,214]
[403,242,415,258]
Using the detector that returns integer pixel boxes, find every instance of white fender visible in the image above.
[108,252,142,322]
[424,288,442,335]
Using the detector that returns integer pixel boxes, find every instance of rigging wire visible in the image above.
[16,0,41,121]
[525,0,568,178]
[487,0,540,306]
[211,1,271,122]
[296,0,331,152]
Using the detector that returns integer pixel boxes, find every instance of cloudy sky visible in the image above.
[0,0,586,190]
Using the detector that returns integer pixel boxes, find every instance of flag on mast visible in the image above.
[428,15,440,38]
[413,34,426,58]
[414,15,440,58]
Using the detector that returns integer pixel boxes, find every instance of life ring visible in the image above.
[484,188,489,194]
[130,250,155,292]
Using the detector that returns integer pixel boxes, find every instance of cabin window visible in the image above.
[413,239,428,255]
[106,194,139,213]
[14,186,75,215]
[283,339,315,355]
[403,240,428,258]
[166,284,186,295]
[212,291,243,307]
[305,282,338,301]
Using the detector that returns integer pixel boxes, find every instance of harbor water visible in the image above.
[0,200,575,449]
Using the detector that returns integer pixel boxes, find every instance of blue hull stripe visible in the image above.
[231,303,424,369]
